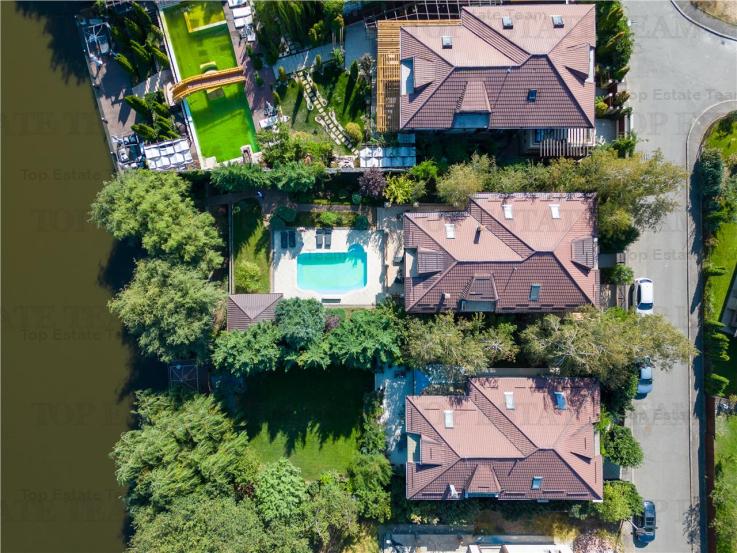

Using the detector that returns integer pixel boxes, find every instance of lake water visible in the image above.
[1,3,163,551]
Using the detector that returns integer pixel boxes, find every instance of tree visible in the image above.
[358,54,373,84]
[128,495,268,553]
[603,424,644,467]
[328,305,403,370]
[270,161,325,193]
[90,170,224,272]
[594,481,643,523]
[436,154,489,207]
[125,94,152,120]
[408,160,439,186]
[347,453,392,522]
[606,263,634,285]
[254,458,308,523]
[520,307,695,390]
[476,320,519,365]
[384,173,426,205]
[307,472,360,552]
[211,323,282,377]
[314,54,323,75]
[275,298,326,351]
[132,122,158,141]
[358,168,386,199]
[109,259,224,362]
[111,391,259,512]
[115,52,137,81]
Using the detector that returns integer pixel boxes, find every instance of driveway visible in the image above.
[622,2,737,552]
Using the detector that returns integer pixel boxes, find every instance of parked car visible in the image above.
[636,357,654,397]
[633,500,657,543]
[634,277,654,315]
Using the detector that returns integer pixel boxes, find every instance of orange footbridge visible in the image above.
[171,66,246,102]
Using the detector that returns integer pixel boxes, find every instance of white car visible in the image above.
[634,277,654,315]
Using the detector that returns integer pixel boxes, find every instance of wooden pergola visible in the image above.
[375,20,459,132]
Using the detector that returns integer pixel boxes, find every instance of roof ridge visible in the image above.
[404,66,456,129]
[547,3,595,55]
[535,251,593,305]
[547,447,601,500]
[460,6,530,60]
[409,457,464,499]
[406,396,463,458]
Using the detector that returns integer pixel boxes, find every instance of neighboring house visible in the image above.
[226,293,283,331]
[403,193,599,314]
[376,4,596,156]
[405,377,603,501]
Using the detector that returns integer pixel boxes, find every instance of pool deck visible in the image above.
[272,228,386,306]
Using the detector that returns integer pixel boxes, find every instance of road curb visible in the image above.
[670,0,737,42]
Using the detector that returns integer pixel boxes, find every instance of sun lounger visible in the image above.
[234,17,247,28]
[288,230,296,248]
[228,0,247,7]
[324,229,332,249]
[280,231,288,249]
[174,140,189,153]
[232,6,252,17]
[316,229,324,249]
[184,151,193,163]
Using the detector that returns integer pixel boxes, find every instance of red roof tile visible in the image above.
[398,4,595,130]
[404,193,599,313]
[405,377,602,501]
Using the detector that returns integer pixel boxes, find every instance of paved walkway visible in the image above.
[622,1,737,552]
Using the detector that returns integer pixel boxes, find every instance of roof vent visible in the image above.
[550,204,560,219]
[445,223,455,239]
[531,476,543,490]
[504,391,515,410]
[502,204,513,219]
[552,15,564,28]
[529,283,541,302]
[444,410,454,428]
[554,391,567,410]
[502,15,513,29]
[441,35,453,49]
[527,89,537,102]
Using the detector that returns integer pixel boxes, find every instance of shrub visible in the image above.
[345,122,363,144]
[595,96,609,118]
[273,205,297,224]
[353,215,369,230]
[351,193,362,205]
[409,160,439,185]
[704,262,727,276]
[707,373,730,397]
[318,211,339,227]
[384,174,426,205]
[272,90,281,106]
[594,481,643,523]
[607,264,634,285]
[254,72,264,86]
[358,168,386,199]
[234,260,262,293]
[603,424,644,467]
[275,298,326,351]
[278,66,287,83]
[332,47,345,66]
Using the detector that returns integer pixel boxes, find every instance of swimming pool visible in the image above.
[297,244,367,294]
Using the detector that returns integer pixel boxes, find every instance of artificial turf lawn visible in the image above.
[240,366,373,480]
[183,1,225,31]
[163,2,257,161]
[233,199,270,293]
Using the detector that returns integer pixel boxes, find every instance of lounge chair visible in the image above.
[280,231,288,249]
[324,229,332,249]
[288,230,296,248]
[316,229,324,249]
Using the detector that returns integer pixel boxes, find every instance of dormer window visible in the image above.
[552,15,564,28]
[529,284,541,302]
[441,35,453,49]
[527,89,537,102]
[531,476,543,490]
[502,16,513,29]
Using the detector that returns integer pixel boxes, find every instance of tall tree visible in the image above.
[211,323,282,377]
[275,298,326,351]
[254,458,308,524]
[593,481,643,523]
[307,472,360,553]
[347,453,392,522]
[327,306,403,370]
[111,392,259,512]
[436,154,492,207]
[90,170,223,272]
[109,259,224,362]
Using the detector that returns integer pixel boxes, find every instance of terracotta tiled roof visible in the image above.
[405,377,602,501]
[403,193,599,313]
[398,4,595,130]
[226,294,283,330]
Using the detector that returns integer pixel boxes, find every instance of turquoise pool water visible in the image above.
[297,244,367,294]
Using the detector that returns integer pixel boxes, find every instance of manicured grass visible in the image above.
[233,199,270,293]
[240,366,373,480]
[704,115,737,392]
[705,114,737,158]
[163,2,257,161]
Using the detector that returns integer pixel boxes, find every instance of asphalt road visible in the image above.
[622,2,737,552]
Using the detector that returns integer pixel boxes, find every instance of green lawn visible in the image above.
[163,2,257,161]
[706,114,737,158]
[704,114,737,392]
[278,63,368,152]
[240,366,373,480]
[233,199,270,293]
